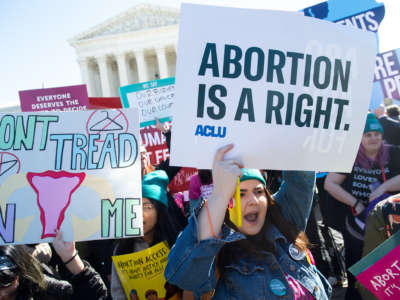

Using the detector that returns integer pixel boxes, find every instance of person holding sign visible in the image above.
[165,144,331,299]
[111,170,182,300]
[324,113,400,300]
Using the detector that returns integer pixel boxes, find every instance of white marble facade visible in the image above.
[69,4,179,97]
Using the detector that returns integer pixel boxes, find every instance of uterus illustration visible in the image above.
[27,171,85,239]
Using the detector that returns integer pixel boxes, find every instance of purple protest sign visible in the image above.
[19,84,90,112]
[374,49,400,100]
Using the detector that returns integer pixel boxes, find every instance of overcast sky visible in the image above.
[0,0,397,107]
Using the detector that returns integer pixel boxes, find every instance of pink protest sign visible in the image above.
[350,231,400,299]
[356,244,400,299]
[19,84,90,112]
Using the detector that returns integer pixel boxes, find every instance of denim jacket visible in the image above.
[165,171,332,300]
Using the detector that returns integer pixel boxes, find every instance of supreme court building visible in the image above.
[69,3,179,97]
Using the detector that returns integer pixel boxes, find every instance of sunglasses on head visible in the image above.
[0,256,17,288]
[0,272,17,288]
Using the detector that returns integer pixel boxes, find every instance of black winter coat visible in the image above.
[15,261,107,300]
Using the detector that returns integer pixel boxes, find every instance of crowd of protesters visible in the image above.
[1,105,400,300]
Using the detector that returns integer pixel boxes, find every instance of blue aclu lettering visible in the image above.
[195,125,226,138]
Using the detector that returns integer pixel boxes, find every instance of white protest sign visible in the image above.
[0,109,142,245]
[120,78,175,127]
[170,4,377,171]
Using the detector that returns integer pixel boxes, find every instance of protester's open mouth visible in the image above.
[244,212,258,223]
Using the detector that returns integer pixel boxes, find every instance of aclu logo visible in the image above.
[195,125,226,138]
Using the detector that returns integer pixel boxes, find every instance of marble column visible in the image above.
[96,56,112,97]
[77,57,95,96]
[135,49,149,83]
[115,53,129,87]
[156,47,169,78]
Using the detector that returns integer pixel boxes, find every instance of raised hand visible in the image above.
[155,117,170,133]
[211,144,243,202]
[52,230,84,275]
[198,144,243,240]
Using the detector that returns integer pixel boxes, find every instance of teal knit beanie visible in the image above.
[240,168,266,186]
[364,113,383,134]
[142,170,169,207]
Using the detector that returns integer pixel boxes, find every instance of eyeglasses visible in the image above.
[143,203,155,211]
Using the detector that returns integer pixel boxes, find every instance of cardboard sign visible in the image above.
[112,241,170,300]
[0,109,141,244]
[371,49,400,108]
[170,4,377,171]
[19,84,90,112]
[349,230,400,299]
[120,78,175,127]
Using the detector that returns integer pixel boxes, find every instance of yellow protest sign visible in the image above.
[112,241,170,300]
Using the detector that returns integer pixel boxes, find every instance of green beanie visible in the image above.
[240,168,266,186]
[364,113,383,134]
[142,170,169,207]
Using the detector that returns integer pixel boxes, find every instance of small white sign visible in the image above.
[120,78,175,127]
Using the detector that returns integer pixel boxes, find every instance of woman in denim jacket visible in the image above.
[165,144,332,299]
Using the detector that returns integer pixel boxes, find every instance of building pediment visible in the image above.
[71,3,179,42]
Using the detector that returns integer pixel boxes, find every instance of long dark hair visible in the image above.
[115,198,181,255]
[0,245,46,297]
[218,186,309,272]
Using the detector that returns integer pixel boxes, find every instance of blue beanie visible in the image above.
[364,113,383,134]
[142,170,169,207]
[240,168,266,186]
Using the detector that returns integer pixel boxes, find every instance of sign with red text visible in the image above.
[350,230,400,299]
[140,124,197,193]
[19,84,90,112]
[0,109,141,245]
[140,125,169,165]
[170,4,377,171]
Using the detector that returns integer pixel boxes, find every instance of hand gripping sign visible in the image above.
[170,4,377,172]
